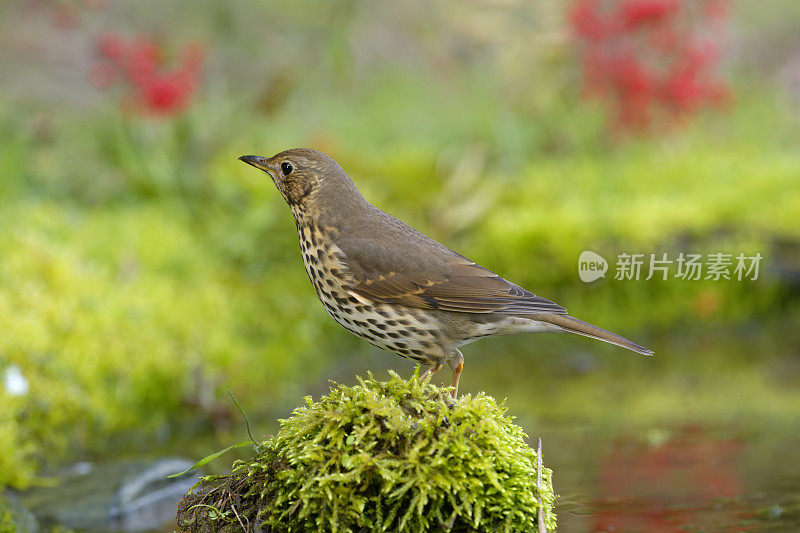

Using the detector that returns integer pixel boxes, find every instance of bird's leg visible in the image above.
[419,362,443,382]
[447,349,464,398]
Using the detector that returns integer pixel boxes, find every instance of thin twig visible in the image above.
[224,492,248,532]
[537,437,546,533]
[230,502,247,532]
[289,499,301,516]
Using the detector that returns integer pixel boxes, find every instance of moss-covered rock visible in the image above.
[177,372,556,532]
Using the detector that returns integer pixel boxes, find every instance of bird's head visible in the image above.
[239,148,360,210]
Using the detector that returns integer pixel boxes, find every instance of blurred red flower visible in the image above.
[618,0,679,30]
[569,0,730,132]
[92,34,204,117]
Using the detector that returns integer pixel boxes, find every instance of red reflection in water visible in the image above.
[593,426,751,532]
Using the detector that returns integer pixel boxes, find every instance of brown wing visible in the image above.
[337,235,567,315]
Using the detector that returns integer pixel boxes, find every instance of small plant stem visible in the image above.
[537,437,546,533]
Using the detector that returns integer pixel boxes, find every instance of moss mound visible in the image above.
[177,372,556,532]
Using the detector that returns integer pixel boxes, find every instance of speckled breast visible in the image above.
[292,214,445,366]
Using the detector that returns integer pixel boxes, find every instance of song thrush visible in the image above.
[240,148,653,397]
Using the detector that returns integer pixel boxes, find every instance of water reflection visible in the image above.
[593,426,749,532]
[549,424,800,532]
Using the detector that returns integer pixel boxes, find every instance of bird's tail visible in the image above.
[534,314,654,356]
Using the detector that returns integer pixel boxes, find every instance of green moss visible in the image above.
[177,372,556,532]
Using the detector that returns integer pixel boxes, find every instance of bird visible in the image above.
[239,148,653,397]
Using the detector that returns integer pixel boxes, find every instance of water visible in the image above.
[534,422,800,532]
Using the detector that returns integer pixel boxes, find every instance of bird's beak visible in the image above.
[238,155,270,172]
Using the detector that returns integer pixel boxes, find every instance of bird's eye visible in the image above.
[281,162,293,176]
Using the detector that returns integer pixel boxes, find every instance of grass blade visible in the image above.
[167,441,252,478]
